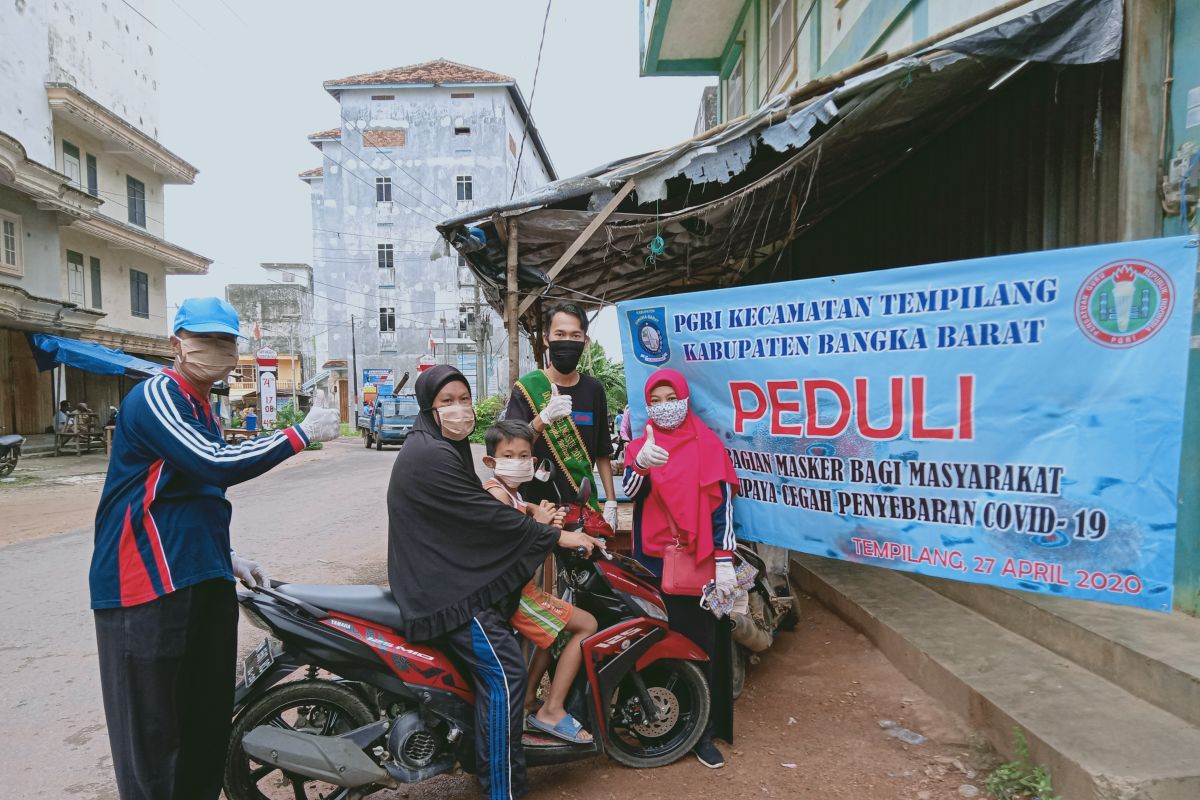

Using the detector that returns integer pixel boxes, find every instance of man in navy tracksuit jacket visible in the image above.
[90,297,340,800]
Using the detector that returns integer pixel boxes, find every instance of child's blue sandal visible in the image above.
[526,713,592,744]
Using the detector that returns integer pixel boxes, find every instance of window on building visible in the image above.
[370,94,395,118]
[86,154,99,197]
[0,211,22,275]
[725,48,745,120]
[67,250,85,305]
[458,254,467,267]
[130,268,149,318]
[454,127,471,136]
[377,243,394,270]
[89,257,102,309]
[62,141,81,186]
[379,306,396,332]
[376,177,392,202]
[455,175,473,202]
[450,92,474,100]
[767,0,796,91]
[127,176,147,227]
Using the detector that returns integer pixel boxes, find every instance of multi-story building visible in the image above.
[300,59,554,420]
[0,0,209,434]
[225,263,315,413]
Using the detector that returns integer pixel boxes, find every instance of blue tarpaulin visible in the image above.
[27,333,164,377]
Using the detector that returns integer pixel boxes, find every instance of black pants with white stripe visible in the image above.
[443,606,529,800]
[94,579,238,800]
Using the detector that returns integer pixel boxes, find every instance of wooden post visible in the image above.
[505,219,520,387]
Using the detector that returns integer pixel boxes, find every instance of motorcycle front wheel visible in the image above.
[605,659,709,769]
[0,448,17,477]
[223,678,378,800]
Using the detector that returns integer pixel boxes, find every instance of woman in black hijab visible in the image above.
[388,365,597,800]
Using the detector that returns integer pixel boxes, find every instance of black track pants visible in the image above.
[94,579,238,800]
[443,607,529,800]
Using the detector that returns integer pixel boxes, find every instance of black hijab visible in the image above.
[387,365,560,641]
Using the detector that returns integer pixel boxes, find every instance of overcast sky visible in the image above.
[158,0,713,360]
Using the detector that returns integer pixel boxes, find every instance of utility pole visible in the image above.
[473,281,487,398]
[350,314,359,424]
[505,220,519,387]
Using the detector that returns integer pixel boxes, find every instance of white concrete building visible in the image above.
[0,0,210,433]
[300,59,554,420]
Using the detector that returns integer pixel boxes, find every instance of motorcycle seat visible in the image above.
[277,583,405,631]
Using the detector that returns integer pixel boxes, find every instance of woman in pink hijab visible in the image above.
[623,367,739,769]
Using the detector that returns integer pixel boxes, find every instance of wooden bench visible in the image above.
[54,412,107,456]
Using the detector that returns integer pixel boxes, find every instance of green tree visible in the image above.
[470,392,507,444]
[579,341,627,420]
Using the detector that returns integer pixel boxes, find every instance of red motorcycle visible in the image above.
[223,479,711,800]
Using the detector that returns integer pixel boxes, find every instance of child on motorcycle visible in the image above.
[481,420,598,745]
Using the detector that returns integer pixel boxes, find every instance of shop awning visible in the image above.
[28,333,165,378]
[436,0,1122,328]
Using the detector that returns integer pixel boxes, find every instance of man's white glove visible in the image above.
[603,500,618,529]
[714,558,737,605]
[232,553,269,588]
[635,425,669,469]
[300,406,341,443]
[539,383,573,426]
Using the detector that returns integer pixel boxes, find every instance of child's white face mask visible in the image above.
[494,457,534,486]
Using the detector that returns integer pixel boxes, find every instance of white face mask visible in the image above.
[436,403,475,441]
[647,398,688,431]
[493,457,534,486]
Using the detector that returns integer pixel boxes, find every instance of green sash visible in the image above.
[516,370,601,511]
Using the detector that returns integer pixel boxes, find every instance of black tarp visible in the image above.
[944,0,1123,65]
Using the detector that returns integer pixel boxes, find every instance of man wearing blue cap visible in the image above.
[90,297,341,800]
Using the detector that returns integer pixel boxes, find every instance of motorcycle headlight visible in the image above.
[626,593,669,622]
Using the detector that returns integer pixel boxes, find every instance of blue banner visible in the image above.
[618,237,1197,611]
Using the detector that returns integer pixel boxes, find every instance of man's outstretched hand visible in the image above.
[300,406,341,442]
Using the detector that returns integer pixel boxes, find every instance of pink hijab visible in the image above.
[625,368,739,560]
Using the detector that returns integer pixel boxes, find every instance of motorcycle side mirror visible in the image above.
[534,459,553,482]
[576,477,592,509]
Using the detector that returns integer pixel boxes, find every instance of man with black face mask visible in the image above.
[504,303,618,526]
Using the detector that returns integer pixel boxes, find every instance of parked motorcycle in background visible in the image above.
[729,543,798,698]
[0,426,25,478]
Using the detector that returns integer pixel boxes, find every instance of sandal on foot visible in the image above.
[526,713,593,744]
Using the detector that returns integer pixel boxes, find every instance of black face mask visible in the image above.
[547,340,585,374]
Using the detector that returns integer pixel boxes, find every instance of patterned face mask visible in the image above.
[646,398,688,431]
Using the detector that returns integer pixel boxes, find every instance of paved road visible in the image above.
[0,436,406,799]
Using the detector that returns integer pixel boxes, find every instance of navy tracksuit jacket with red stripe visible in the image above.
[90,369,310,609]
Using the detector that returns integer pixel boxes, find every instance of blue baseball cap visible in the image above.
[173,297,243,337]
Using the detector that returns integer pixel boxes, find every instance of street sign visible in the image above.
[260,371,277,427]
[256,346,278,368]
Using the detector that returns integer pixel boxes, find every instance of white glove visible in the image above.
[635,425,669,469]
[299,406,341,443]
[714,559,737,605]
[603,500,618,529]
[539,383,573,426]
[232,553,269,588]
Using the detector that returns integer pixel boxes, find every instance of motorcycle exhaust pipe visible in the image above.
[730,611,773,653]
[242,727,393,788]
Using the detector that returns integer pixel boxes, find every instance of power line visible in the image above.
[511,0,553,200]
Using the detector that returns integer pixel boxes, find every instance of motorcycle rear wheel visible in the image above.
[0,452,15,477]
[605,659,709,769]
[223,679,377,800]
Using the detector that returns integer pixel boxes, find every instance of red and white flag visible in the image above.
[428,329,436,354]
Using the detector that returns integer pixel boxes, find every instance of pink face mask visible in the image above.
[436,403,475,441]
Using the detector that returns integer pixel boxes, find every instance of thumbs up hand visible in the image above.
[636,424,670,469]
[539,383,573,426]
